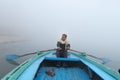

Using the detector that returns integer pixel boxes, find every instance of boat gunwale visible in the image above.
[1,51,54,80]
[70,51,120,80]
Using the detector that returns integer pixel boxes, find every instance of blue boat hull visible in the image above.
[17,51,104,80]
[2,51,120,80]
[35,67,90,80]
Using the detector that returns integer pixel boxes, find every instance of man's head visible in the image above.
[61,34,67,41]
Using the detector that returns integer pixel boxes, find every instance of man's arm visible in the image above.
[66,44,70,50]
[56,41,61,50]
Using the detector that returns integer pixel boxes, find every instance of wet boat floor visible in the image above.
[35,67,91,80]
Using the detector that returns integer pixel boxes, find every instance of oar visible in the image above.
[6,49,55,60]
[70,49,110,64]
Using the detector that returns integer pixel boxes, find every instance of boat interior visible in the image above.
[34,60,103,80]
[33,52,103,80]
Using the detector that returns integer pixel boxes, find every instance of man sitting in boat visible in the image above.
[56,34,70,67]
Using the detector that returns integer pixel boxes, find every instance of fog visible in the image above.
[0,0,120,78]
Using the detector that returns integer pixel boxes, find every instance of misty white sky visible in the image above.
[0,0,120,60]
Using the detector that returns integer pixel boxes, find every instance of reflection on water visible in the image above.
[0,40,43,79]
[6,60,20,66]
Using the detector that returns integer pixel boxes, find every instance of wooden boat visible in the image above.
[2,50,120,80]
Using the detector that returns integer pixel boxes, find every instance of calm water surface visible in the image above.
[0,41,120,79]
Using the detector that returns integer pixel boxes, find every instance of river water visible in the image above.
[0,39,120,79]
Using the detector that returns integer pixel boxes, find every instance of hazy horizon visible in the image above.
[0,0,120,79]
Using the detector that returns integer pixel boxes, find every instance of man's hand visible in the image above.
[66,47,70,50]
[56,47,62,50]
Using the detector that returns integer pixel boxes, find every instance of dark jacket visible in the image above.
[57,40,70,52]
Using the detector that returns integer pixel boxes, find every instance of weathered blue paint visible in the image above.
[45,57,80,61]
[35,67,90,80]
[17,51,54,80]
[3,51,120,80]
[71,53,116,80]
[17,52,116,80]
[17,57,44,80]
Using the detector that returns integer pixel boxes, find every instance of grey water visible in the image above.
[0,37,120,79]
[0,39,50,79]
